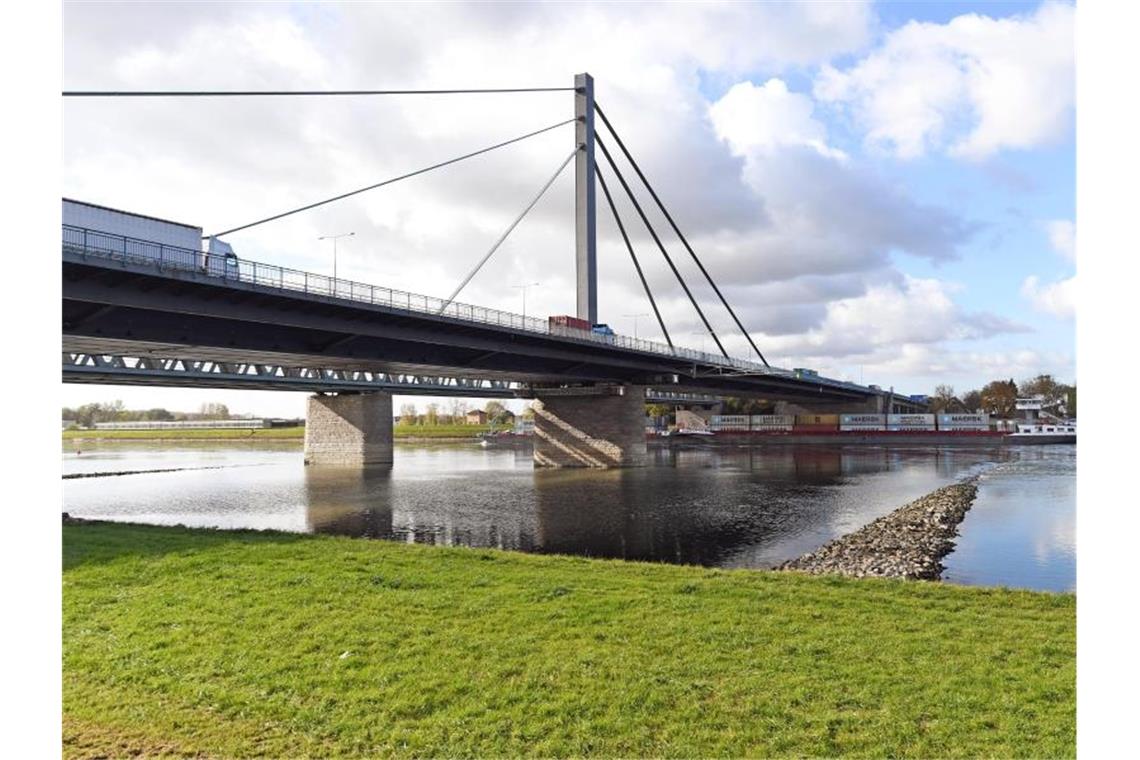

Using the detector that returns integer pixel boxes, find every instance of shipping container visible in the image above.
[750,414,794,431]
[709,414,749,431]
[795,414,839,426]
[839,413,886,431]
[887,414,936,430]
[937,413,989,430]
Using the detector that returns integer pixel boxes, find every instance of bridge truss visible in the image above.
[63,353,721,404]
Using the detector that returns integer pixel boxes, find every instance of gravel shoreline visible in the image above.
[778,478,979,580]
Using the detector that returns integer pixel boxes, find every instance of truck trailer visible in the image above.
[62,198,239,277]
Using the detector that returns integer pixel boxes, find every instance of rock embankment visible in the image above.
[778,479,979,580]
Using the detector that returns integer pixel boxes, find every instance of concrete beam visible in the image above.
[303,392,393,467]
[533,385,647,468]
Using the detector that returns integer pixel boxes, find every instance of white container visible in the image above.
[887,414,936,430]
[839,414,885,431]
[937,413,989,430]
[709,414,749,431]
[750,414,794,431]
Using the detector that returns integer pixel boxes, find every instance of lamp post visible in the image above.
[623,312,651,339]
[318,232,354,284]
[512,282,540,320]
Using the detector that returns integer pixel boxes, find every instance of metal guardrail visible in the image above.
[61,224,872,394]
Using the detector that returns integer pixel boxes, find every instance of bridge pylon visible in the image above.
[575,72,597,325]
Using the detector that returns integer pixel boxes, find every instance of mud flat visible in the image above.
[779,479,979,580]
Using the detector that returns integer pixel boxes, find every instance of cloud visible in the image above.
[814,1,1074,159]
[1045,219,1075,262]
[708,79,846,160]
[1021,275,1075,319]
[760,276,1030,360]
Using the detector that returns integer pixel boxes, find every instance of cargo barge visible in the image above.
[653,412,1074,446]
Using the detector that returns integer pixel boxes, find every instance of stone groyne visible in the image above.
[778,479,979,580]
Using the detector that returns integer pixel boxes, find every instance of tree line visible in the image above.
[62,401,233,428]
[929,374,1076,417]
[396,400,532,426]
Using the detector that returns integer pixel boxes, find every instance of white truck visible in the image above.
[62,198,239,277]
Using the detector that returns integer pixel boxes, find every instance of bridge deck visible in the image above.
[62,226,886,402]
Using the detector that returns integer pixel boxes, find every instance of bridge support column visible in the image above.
[532,385,647,468]
[304,392,393,467]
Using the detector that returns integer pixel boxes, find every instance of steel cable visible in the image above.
[206,117,576,238]
[595,134,728,359]
[595,103,769,366]
[595,165,673,351]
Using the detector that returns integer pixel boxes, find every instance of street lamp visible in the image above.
[622,312,651,339]
[512,282,540,320]
[318,232,354,283]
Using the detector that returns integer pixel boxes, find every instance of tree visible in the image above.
[199,402,230,420]
[930,385,958,413]
[960,389,982,413]
[485,401,510,425]
[398,402,417,424]
[424,402,439,426]
[446,399,468,424]
[520,402,536,420]
[1019,374,1070,410]
[979,379,1018,417]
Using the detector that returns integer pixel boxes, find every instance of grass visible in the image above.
[393,423,493,439]
[63,522,1075,758]
[64,426,306,440]
[64,424,494,441]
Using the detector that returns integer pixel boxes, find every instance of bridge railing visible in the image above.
[63,224,877,391]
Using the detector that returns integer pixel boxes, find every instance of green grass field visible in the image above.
[63,426,307,440]
[63,523,1075,758]
[64,424,495,441]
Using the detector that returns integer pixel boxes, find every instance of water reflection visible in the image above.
[63,441,1071,589]
[304,467,393,538]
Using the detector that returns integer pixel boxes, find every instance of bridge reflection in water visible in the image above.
[300,445,1002,568]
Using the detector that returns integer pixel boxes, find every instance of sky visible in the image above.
[60,0,1076,418]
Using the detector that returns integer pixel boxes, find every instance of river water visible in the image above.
[62,441,1075,592]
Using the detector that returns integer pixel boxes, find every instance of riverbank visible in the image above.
[779,479,979,580]
[64,424,495,442]
[64,521,1074,758]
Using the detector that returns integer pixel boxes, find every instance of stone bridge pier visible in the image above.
[304,392,393,466]
[532,384,647,468]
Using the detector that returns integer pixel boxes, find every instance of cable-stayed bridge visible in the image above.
[62,74,922,467]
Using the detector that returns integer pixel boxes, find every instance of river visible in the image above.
[62,441,1075,592]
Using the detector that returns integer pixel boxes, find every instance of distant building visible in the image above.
[91,419,295,430]
[466,409,488,425]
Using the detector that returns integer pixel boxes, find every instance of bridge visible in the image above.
[62,74,924,468]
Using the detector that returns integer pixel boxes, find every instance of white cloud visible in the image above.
[760,276,1028,360]
[708,79,846,160]
[1046,219,1076,262]
[815,1,1074,159]
[1022,274,1075,319]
